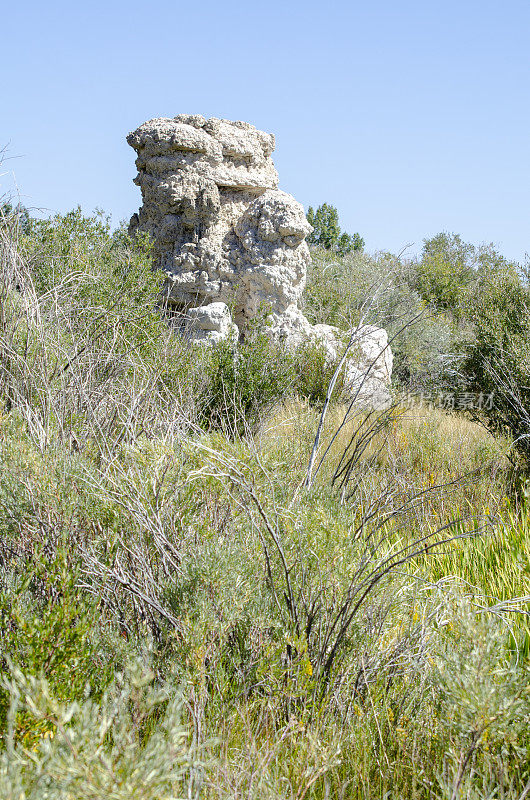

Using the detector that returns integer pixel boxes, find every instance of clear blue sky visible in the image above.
[2,0,529,261]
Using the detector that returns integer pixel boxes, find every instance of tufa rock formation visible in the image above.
[127,114,311,339]
[127,115,392,407]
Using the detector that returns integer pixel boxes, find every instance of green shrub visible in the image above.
[291,339,345,407]
[412,232,478,313]
[304,245,464,392]
[411,232,520,318]
[198,321,297,433]
[198,318,348,433]
[462,272,530,464]
[19,207,163,350]
[0,208,209,453]
[0,663,199,799]
[0,554,116,743]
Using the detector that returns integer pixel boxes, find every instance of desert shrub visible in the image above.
[0,553,117,743]
[198,324,297,434]
[304,245,464,392]
[0,208,210,453]
[303,246,382,328]
[18,207,163,352]
[412,232,478,313]
[411,232,520,318]
[291,338,345,407]
[431,602,530,799]
[0,663,200,800]
[198,321,345,433]
[390,309,459,390]
[462,270,530,464]
[305,236,524,397]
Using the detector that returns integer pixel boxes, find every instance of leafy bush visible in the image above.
[304,245,463,392]
[0,554,116,744]
[0,664,199,800]
[198,315,350,433]
[412,232,478,313]
[19,207,162,345]
[292,338,345,407]
[197,322,293,433]
[462,270,530,463]
[411,232,520,318]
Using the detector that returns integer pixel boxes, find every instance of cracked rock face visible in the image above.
[127,115,392,407]
[127,115,311,336]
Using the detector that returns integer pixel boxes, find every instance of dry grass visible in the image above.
[261,399,510,522]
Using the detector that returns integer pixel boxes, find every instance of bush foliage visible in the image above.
[0,206,528,798]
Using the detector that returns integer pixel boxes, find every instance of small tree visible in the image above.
[337,231,364,255]
[306,203,364,253]
[413,232,477,313]
[413,232,521,317]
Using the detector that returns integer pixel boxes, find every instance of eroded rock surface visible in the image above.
[127,115,392,406]
[342,325,393,410]
[127,115,311,336]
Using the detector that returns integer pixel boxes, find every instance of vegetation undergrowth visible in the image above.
[0,205,528,798]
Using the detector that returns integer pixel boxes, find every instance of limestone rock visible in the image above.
[127,115,393,407]
[344,325,393,410]
[127,116,310,335]
[185,301,237,344]
[306,323,393,410]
